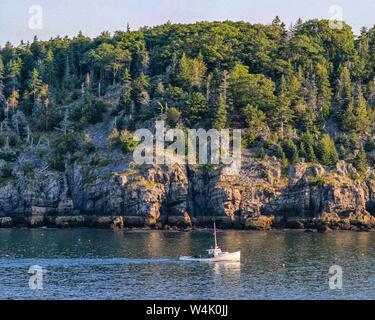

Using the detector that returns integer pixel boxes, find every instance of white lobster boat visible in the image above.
[179,223,241,262]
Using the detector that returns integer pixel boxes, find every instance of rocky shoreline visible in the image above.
[1,213,375,233]
[1,149,374,233]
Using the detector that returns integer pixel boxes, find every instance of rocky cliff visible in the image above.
[1,149,375,232]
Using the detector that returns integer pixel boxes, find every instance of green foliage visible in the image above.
[166,107,181,127]
[174,53,206,89]
[87,43,131,86]
[277,143,289,171]
[283,138,299,164]
[335,66,353,126]
[242,105,266,146]
[48,154,65,172]
[72,94,106,126]
[36,148,47,158]
[0,151,17,162]
[23,161,34,176]
[229,63,276,113]
[342,85,370,133]
[316,134,339,166]
[82,134,96,154]
[257,147,268,160]
[315,63,332,119]
[338,145,347,160]
[0,162,14,179]
[308,176,326,187]
[0,134,5,148]
[212,93,228,129]
[353,146,368,176]
[108,129,139,153]
[300,131,317,162]
[54,131,80,156]
[118,70,133,113]
[364,139,375,152]
[0,20,374,170]
[184,92,208,125]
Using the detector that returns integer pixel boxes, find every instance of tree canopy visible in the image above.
[0,19,374,169]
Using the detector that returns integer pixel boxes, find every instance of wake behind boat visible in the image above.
[179,223,240,262]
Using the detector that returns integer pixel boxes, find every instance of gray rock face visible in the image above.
[0,156,374,230]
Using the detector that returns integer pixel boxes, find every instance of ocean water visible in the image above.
[0,228,375,300]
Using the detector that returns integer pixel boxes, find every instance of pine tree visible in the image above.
[213,93,228,129]
[353,85,370,133]
[175,53,190,88]
[301,130,317,162]
[6,89,19,114]
[275,76,293,140]
[212,70,229,129]
[315,63,332,119]
[0,56,6,112]
[277,143,289,170]
[243,105,266,145]
[303,75,319,129]
[339,145,347,160]
[283,138,299,164]
[174,53,206,89]
[119,68,133,114]
[353,145,368,176]
[28,68,43,102]
[317,134,339,166]
[43,49,56,85]
[342,85,370,133]
[335,66,352,126]
[191,53,206,87]
[257,147,267,160]
[63,55,72,87]
[306,143,317,163]
[357,27,369,79]
[6,58,22,92]
[133,43,149,77]
[291,148,299,164]
[56,109,74,136]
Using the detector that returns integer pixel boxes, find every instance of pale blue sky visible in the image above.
[1,0,374,45]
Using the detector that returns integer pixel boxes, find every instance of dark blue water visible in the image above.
[1,228,375,300]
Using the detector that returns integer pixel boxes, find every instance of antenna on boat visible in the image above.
[214,221,218,248]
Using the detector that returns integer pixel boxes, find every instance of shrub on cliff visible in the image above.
[108,128,139,153]
[166,107,181,127]
[71,94,106,126]
[0,134,5,148]
[48,153,65,172]
[364,139,375,152]
[22,161,34,176]
[82,134,96,154]
[0,162,13,179]
[54,132,81,156]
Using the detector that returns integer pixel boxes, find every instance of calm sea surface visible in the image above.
[0,228,375,300]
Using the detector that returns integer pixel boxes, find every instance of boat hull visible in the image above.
[179,251,240,262]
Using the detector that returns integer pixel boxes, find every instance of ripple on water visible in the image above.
[1,229,375,300]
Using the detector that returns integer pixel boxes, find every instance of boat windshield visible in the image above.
[207,247,222,257]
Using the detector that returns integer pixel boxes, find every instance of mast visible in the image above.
[214,222,218,248]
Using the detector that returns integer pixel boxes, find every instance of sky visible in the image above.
[1,0,375,46]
